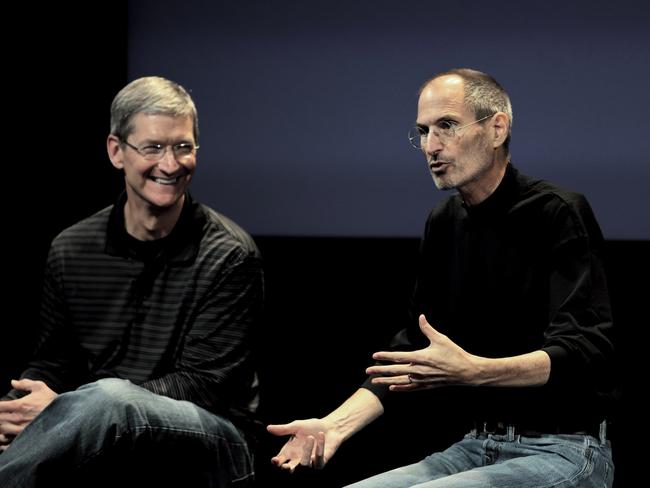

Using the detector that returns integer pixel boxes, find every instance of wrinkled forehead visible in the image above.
[417,76,469,123]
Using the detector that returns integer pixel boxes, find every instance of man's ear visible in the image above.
[491,112,510,149]
[107,135,124,170]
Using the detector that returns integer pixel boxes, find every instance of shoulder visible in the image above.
[42,206,114,277]
[50,205,113,254]
[517,172,591,218]
[198,204,261,263]
[518,171,587,207]
[513,171,603,243]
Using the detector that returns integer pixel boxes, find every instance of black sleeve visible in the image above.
[541,194,615,389]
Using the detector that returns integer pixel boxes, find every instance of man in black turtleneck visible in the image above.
[268,68,616,488]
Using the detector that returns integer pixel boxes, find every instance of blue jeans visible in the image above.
[0,378,254,487]
[345,428,613,488]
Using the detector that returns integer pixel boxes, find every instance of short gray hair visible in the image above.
[110,76,199,143]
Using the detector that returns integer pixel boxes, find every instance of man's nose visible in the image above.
[423,131,444,155]
[157,147,182,172]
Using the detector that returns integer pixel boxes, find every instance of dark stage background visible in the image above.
[4,3,647,487]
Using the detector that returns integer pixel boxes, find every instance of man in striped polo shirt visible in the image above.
[0,77,263,487]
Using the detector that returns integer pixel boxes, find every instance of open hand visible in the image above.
[267,418,342,472]
[366,314,478,391]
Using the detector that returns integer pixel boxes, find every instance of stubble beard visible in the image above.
[430,134,494,192]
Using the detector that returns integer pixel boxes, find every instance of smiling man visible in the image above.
[268,68,616,487]
[0,77,263,487]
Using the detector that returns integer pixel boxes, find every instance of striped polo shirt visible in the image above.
[13,192,263,430]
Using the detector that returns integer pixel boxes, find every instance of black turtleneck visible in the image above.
[364,164,615,427]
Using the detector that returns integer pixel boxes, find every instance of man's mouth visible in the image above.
[150,176,180,185]
[429,161,450,172]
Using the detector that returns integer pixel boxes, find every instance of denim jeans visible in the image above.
[345,428,613,488]
[0,378,254,487]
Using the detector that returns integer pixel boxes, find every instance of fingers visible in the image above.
[371,315,442,367]
[372,351,412,363]
[270,454,284,466]
[271,454,297,471]
[370,373,418,386]
[269,432,300,469]
[312,431,326,469]
[0,422,22,436]
[0,431,14,453]
[366,363,414,376]
[369,369,443,389]
[270,431,327,473]
[301,432,327,470]
[371,317,438,363]
[367,369,413,386]
[270,447,299,472]
[367,361,436,381]
[388,383,420,392]
[299,435,315,467]
[0,400,17,414]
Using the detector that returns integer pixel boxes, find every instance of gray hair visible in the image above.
[421,68,513,156]
[110,76,199,143]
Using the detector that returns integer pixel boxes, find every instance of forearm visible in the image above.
[323,388,384,441]
[470,350,550,387]
[149,256,263,408]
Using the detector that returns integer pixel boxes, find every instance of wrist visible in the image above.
[468,355,493,386]
[323,388,384,441]
[322,412,355,441]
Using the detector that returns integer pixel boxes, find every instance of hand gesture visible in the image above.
[267,418,342,472]
[366,314,477,391]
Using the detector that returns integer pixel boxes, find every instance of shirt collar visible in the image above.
[105,192,205,264]
[462,163,519,217]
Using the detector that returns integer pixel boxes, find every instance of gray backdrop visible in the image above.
[127,0,650,239]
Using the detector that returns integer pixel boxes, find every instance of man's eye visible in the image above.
[174,143,193,155]
[438,120,455,130]
[141,144,163,155]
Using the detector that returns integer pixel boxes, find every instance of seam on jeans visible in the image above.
[602,459,611,488]
[134,424,253,482]
[74,426,253,481]
[73,425,248,465]
[503,435,597,488]
[538,437,596,488]
[130,423,248,447]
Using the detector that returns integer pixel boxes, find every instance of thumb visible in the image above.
[10,378,37,391]
[267,422,296,437]
[418,314,440,342]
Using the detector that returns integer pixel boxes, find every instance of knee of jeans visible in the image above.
[76,379,151,420]
[80,378,137,400]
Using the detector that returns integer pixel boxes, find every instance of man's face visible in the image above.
[110,113,197,212]
[416,75,495,195]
